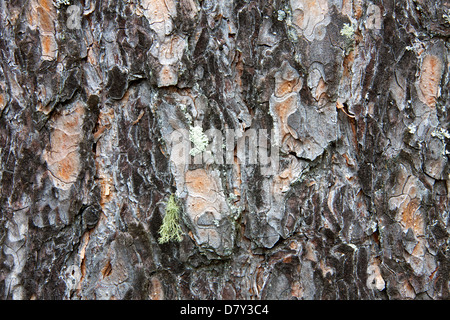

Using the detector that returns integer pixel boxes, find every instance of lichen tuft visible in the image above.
[158,194,183,244]
[189,125,209,156]
[340,23,354,39]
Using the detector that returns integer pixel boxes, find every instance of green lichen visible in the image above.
[340,23,355,54]
[189,125,209,156]
[340,23,355,40]
[158,194,183,244]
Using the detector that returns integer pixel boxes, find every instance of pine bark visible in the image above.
[0,0,449,299]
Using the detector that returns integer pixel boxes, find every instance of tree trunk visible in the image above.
[0,0,449,300]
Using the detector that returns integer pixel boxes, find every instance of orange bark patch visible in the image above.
[401,198,424,236]
[56,153,79,182]
[41,35,51,55]
[184,169,223,218]
[44,103,84,189]
[40,35,56,59]
[158,65,178,87]
[343,50,355,78]
[37,7,53,33]
[101,260,113,278]
[28,0,57,60]
[315,78,328,101]
[99,177,114,206]
[185,169,213,195]
[274,61,301,98]
[275,79,298,97]
[187,197,209,214]
[418,55,443,108]
[353,0,363,19]
[38,0,53,12]
[291,282,303,298]
[273,94,297,131]
[149,277,164,300]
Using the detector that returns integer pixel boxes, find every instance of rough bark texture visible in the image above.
[0,0,449,300]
